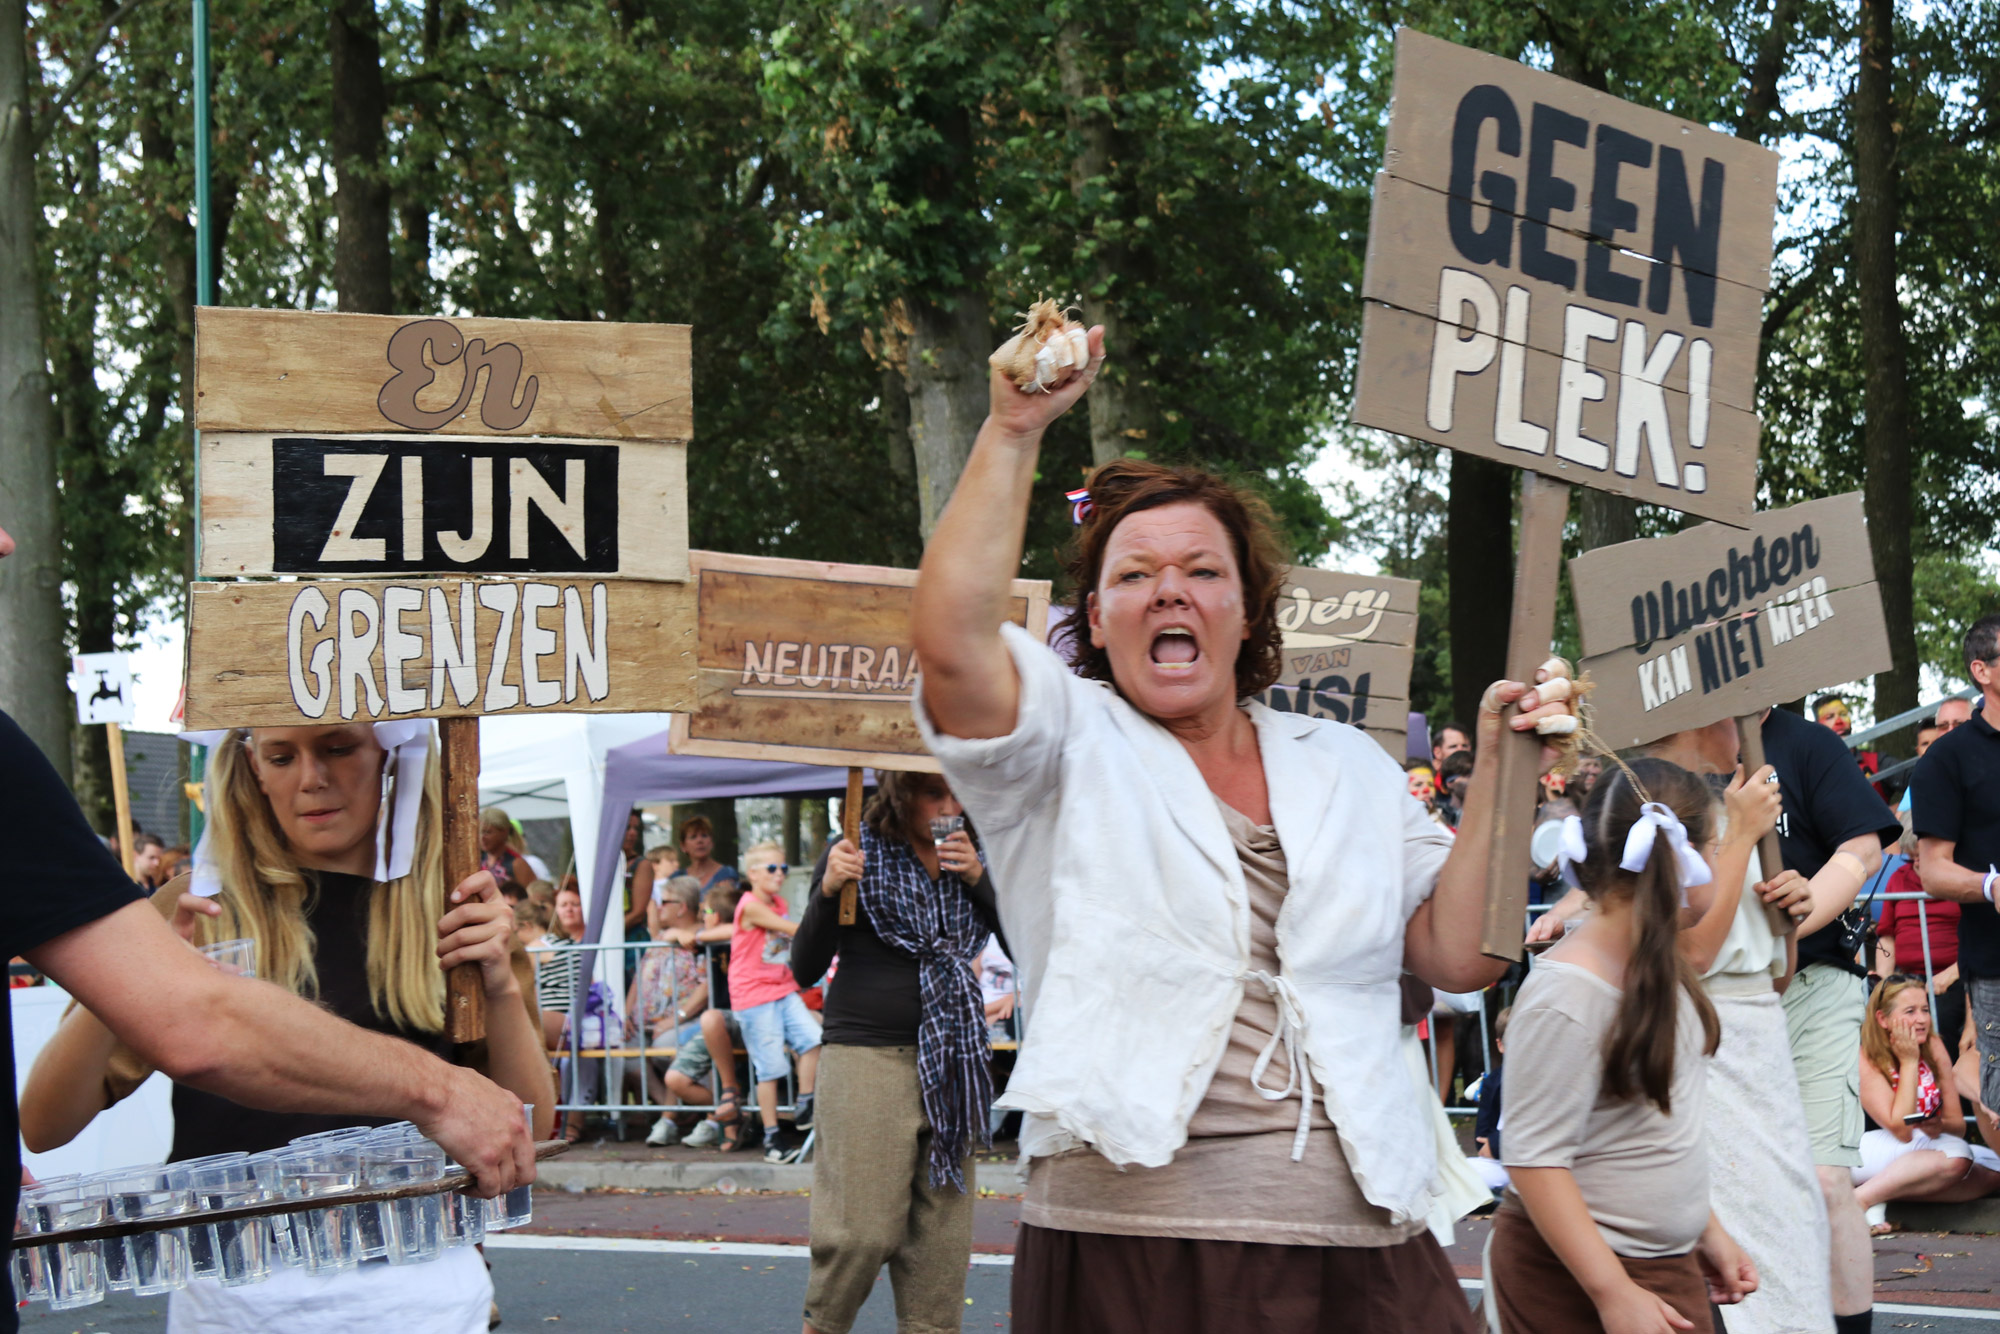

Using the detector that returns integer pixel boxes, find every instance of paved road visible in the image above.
[22,1238,2000,1333]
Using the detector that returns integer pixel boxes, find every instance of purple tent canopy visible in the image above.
[578,730,871,1004]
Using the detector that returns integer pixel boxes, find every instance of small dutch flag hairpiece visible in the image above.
[1066,488,1093,525]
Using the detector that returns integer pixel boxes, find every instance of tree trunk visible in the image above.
[1446,452,1515,731]
[1056,19,1155,466]
[1737,0,1801,142]
[330,0,393,314]
[907,293,991,540]
[1577,490,1638,551]
[1853,0,1917,754]
[0,1,72,779]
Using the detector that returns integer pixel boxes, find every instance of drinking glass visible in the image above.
[269,1147,360,1274]
[185,1156,273,1287]
[442,1185,486,1248]
[288,1130,384,1259]
[103,1168,193,1296]
[172,1152,249,1279]
[365,1138,446,1266]
[484,1104,534,1232]
[24,1186,107,1311]
[199,937,257,978]
[929,815,965,844]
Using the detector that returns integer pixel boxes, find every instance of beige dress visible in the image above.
[1022,800,1426,1247]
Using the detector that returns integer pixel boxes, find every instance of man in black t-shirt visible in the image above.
[0,524,533,1329]
[1765,701,1900,1334]
[1913,615,2000,1119]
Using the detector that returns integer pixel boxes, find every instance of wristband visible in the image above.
[1984,870,1998,906]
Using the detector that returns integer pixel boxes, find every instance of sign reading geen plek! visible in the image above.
[1570,493,1892,749]
[1249,567,1421,759]
[185,307,697,727]
[1352,29,1780,525]
[669,551,1052,774]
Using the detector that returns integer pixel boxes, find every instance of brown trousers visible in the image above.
[1487,1199,1710,1334]
[803,1045,974,1334]
[1012,1222,1477,1334]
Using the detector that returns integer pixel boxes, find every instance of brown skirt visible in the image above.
[1487,1199,1709,1334]
[1011,1222,1476,1334]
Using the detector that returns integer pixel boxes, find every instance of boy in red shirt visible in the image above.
[730,840,822,1163]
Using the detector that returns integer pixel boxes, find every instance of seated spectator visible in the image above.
[131,832,167,888]
[675,882,751,1150]
[1854,975,2000,1233]
[1434,749,1474,828]
[1877,825,1964,1053]
[478,807,536,886]
[1403,759,1436,807]
[495,877,526,907]
[158,843,191,885]
[535,882,588,1052]
[513,897,551,951]
[627,876,710,1146]
[730,840,820,1164]
[524,877,555,911]
[1467,1006,1510,1197]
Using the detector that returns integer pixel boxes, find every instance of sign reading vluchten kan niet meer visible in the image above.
[1570,493,1892,748]
[1352,28,1779,525]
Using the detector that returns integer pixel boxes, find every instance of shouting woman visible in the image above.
[907,329,1579,1333]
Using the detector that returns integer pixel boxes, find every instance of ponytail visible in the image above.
[1574,759,1721,1113]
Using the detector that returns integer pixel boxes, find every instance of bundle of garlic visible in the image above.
[991,299,1091,393]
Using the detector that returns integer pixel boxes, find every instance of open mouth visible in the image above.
[1150,627,1200,670]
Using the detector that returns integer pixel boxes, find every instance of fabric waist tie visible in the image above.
[1239,969,1313,1162]
[1703,972,1777,999]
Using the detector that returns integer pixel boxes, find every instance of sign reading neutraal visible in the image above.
[1569,493,1892,748]
[669,551,1052,773]
[1248,566,1421,759]
[1351,29,1779,524]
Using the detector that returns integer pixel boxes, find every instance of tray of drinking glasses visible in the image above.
[17,1139,570,1248]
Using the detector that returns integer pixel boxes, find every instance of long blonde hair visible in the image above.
[203,729,447,1034]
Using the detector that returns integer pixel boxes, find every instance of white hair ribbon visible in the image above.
[1620,802,1714,892]
[1555,815,1590,889]
[176,722,433,899]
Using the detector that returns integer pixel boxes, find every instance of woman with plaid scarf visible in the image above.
[791,771,1004,1334]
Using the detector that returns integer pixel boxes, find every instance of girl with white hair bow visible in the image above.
[1488,757,1769,1334]
[20,721,554,1334]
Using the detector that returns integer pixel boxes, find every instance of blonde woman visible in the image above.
[479,806,536,886]
[21,722,554,1334]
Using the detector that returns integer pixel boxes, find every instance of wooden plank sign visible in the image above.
[669,551,1052,774]
[181,576,696,729]
[1247,566,1421,759]
[1570,492,1893,750]
[1352,28,1780,525]
[188,307,699,1042]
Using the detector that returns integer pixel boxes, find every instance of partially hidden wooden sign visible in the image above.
[1570,492,1892,750]
[1248,566,1421,760]
[1353,28,1779,525]
[669,551,1052,774]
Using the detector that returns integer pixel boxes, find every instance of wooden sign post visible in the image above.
[189,308,699,1039]
[1569,493,1894,928]
[1250,566,1423,759]
[668,551,1053,919]
[1351,29,1780,959]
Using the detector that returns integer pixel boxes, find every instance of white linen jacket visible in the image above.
[915,623,1456,1227]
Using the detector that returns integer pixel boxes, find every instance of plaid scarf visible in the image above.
[858,824,993,1191]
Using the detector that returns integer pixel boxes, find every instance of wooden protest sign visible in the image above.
[1570,493,1891,747]
[190,307,696,1039]
[1352,28,1781,961]
[668,551,1052,774]
[182,577,696,729]
[1354,29,1778,526]
[1248,566,1421,759]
